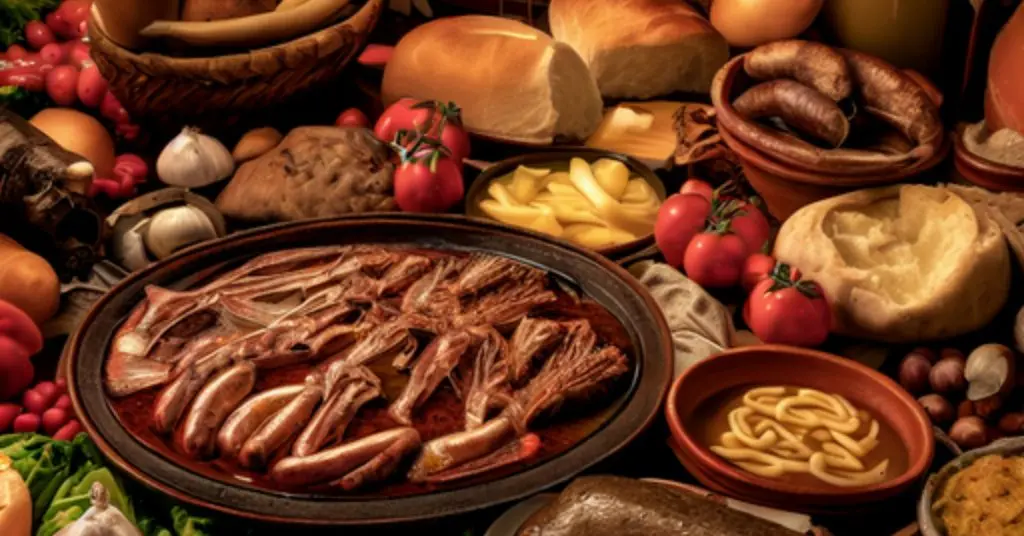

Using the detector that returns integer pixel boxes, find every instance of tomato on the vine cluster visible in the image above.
[744,263,831,347]
[654,179,772,288]
[374,98,471,163]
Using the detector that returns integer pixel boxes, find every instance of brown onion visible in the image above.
[949,416,988,450]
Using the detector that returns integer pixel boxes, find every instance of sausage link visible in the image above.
[270,428,418,487]
[179,361,257,458]
[217,384,305,460]
[238,373,325,470]
[337,430,422,491]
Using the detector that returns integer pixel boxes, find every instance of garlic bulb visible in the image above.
[156,127,234,187]
[112,217,152,272]
[54,482,142,536]
[144,205,220,259]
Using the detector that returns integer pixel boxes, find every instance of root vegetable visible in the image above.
[41,408,69,435]
[45,65,79,106]
[54,395,71,411]
[733,80,850,148]
[917,394,953,425]
[22,390,48,416]
[76,65,109,109]
[12,413,39,433]
[140,0,353,49]
[38,43,65,65]
[840,49,943,162]
[33,381,59,407]
[949,416,988,450]
[899,352,933,394]
[929,355,966,394]
[0,404,20,432]
[53,419,81,441]
[744,40,852,101]
[24,21,56,50]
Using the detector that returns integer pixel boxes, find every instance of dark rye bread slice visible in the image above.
[518,476,801,536]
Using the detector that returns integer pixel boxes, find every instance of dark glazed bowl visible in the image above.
[712,55,951,220]
[66,213,672,525]
[953,123,1024,192]
[465,148,667,259]
[665,345,934,513]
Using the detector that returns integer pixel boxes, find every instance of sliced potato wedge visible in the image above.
[488,182,520,206]
[542,171,572,188]
[528,211,564,237]
[509,166,549,204]
[480,200,550,227]
[621,178,655,204]
[533,202,606,226]
[591,158,630,200]
[563,224,637,249]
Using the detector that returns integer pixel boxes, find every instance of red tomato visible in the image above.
[680,178,714,202]
[728,201,772,253]
[741,253,776,292]
[744,266,831,347]
[683,232,749,288]
[374,98,471,162]
[335,108,370,128]
[0,300,41,400]
[24,21,56,50]
[393,153,465,213]
[654,193,711,267]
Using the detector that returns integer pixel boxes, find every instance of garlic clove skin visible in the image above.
[112,216,153,271]
[54,482,142,536]
[157,127,235,188]
[964,343,1015,401]
[144,205,220,259]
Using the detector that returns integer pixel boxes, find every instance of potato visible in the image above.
[542,171,572,188]
[479,200,547,227]
[528,211,564,237]
[621,178,654,204]
[488,182,520,206]
[563,224,636,248]
[534,202,605,226]
[509,166,549,204]
[591,159,629,200]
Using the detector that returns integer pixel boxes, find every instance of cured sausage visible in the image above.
[270,428,419,487]
[238,373,325,470]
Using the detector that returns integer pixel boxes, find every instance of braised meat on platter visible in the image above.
[104,246,632,493]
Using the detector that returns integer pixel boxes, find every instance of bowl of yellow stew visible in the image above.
[466,149,667,258]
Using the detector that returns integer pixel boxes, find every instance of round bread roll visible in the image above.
[773,185,1011,342]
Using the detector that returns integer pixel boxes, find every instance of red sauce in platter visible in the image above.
[109,289,634,498]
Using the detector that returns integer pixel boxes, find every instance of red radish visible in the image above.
[22,390,48,415]
[53,420,81,441]
[0,404,20,432]
[46,65,80,106]
[6,45,28,61]
[77,65,108,108]
[45,12,70,38]
[54,394,71,411]
[33,381,59,406]
[38,42,66,65]
[0,344,34,402]
[54,1,90,39]
[55,378,67,393]
[115,122,141,142]
[25,21,56,50]
[67,41,92,68]
[101,91,131,124]
[13,413,40,433]
[357,44,394,67]
[336,108,370,128]
[42,408,69,435]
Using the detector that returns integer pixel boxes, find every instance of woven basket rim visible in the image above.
[89,0,381,72]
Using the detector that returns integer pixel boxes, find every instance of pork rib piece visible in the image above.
[292,363,382,457]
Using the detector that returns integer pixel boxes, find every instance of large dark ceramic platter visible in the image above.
[66,214,672,525]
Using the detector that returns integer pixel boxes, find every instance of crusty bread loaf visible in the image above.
[548,0,728,99]
[773,185,1011,342]
[381,16,603,145]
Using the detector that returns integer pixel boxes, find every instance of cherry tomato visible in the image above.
[727,201,771,253]
[744,264,831,347]
[680,178,714,202]
[335,108,370,128]
[374,98,471,162]
[741,253,776,292]
[0,300,41,401]
[654,193,712,267]
[24,21,56,50]
[393,152,464,213]
[683,232,749,288]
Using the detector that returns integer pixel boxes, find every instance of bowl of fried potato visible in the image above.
[466,149,666,258]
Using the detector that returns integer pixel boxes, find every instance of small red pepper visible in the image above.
[0,300,41,401]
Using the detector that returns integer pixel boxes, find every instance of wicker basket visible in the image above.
[88,0,383,119]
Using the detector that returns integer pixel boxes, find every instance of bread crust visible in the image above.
[549,0,728,98]
[381,16,602,144]
[773,185,1011,342]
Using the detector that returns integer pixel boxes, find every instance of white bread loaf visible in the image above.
[548,0,729,99]
[773,185,1011,343]
[381,16,603,145]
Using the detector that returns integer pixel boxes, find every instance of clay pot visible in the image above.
[953,122,1024,192]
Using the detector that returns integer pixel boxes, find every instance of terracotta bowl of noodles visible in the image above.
[666,345,934,513]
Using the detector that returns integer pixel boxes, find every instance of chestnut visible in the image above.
[930,355,967,394]
[918,394,954,424]
[899,353,933,395]
[912,347,939,364]
[949,416,988,450]
[957,400,975,419]
[998,412,1024,434]
[974,395,1004,419]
